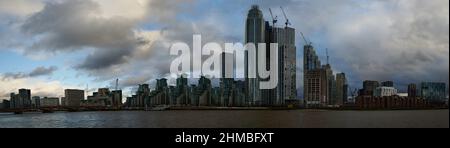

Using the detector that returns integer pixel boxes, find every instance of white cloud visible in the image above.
[0,75,77,100]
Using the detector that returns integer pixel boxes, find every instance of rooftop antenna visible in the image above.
[280,6,291,27]
[269,8,278,26]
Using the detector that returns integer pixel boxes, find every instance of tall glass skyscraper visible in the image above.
[245,5,265,106]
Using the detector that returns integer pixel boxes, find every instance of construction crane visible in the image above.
[85,84,89,98]
[280,6,291,27]
[300,32,312,46]
[269,8,278,26]
[326,48,330,65]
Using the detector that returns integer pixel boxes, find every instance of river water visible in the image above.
[0,110,448,128]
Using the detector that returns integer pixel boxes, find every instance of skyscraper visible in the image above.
[19,89,31,108]
[303,42,323,107]
[137,84,150,107]
[336,73,347,106]
[245,5,265,106]
[265,21,297,106]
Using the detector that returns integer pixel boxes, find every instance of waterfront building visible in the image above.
[10,93,20,109]
[9,89,31,109]
[381,81,394,87]
[19,89,31,108]
[111,90,123,108]
[64,89,84,107]
[408,84,417,98]
[336,73,347,106]
[304,68,328,107]
[87,88,113,107]
[356,95,429,109]
[137,84,150,107]
[1,100,10,109]
[32,96,40,109]
[245,5,265,106]
[40,97,60,107]
[359,80,379,96]
[264,19,297,106]
[374,87,398,97]
[420,82,447,103]
[149,78,170,106]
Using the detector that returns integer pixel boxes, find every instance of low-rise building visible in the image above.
[40,97,60,107]
[356,95,429,109]
[374,87,397,97]
[421,82,446,103]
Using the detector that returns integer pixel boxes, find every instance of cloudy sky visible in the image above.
[0,0,448,99]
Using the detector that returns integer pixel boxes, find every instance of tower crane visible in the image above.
[326,48,330,65]
[300,32,312,46]
[280,6,291,27]
[269,8,278,26]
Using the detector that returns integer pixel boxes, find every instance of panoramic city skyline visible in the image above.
[0,0,449,100]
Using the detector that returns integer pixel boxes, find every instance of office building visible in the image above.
[9,89,31,109]
[19,89,31,108]
[359,80,379,96]
[32,96,41,109]
[87,88,113,107]
[408,84,417,98]
[175,75,189,106]
[374,87,398,97]
[64,89,84,107]
[335,73,347,106]
[420,82,446,103]
[149,78,169,106]
[304,68,328,107]
[40,97,60,107]
[137,84,150,107]
[381,81,394,87]
[1,100,10,109]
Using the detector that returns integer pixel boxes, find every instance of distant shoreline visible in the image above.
[1,107,448,114]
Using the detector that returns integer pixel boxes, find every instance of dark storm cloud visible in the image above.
[75,47,132,70]
[29,66,58,77]
[325,0,449,90]
[1,66,58,80]
[16,0,199,83]
[120,75,153,88]
[21,0,138,71]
